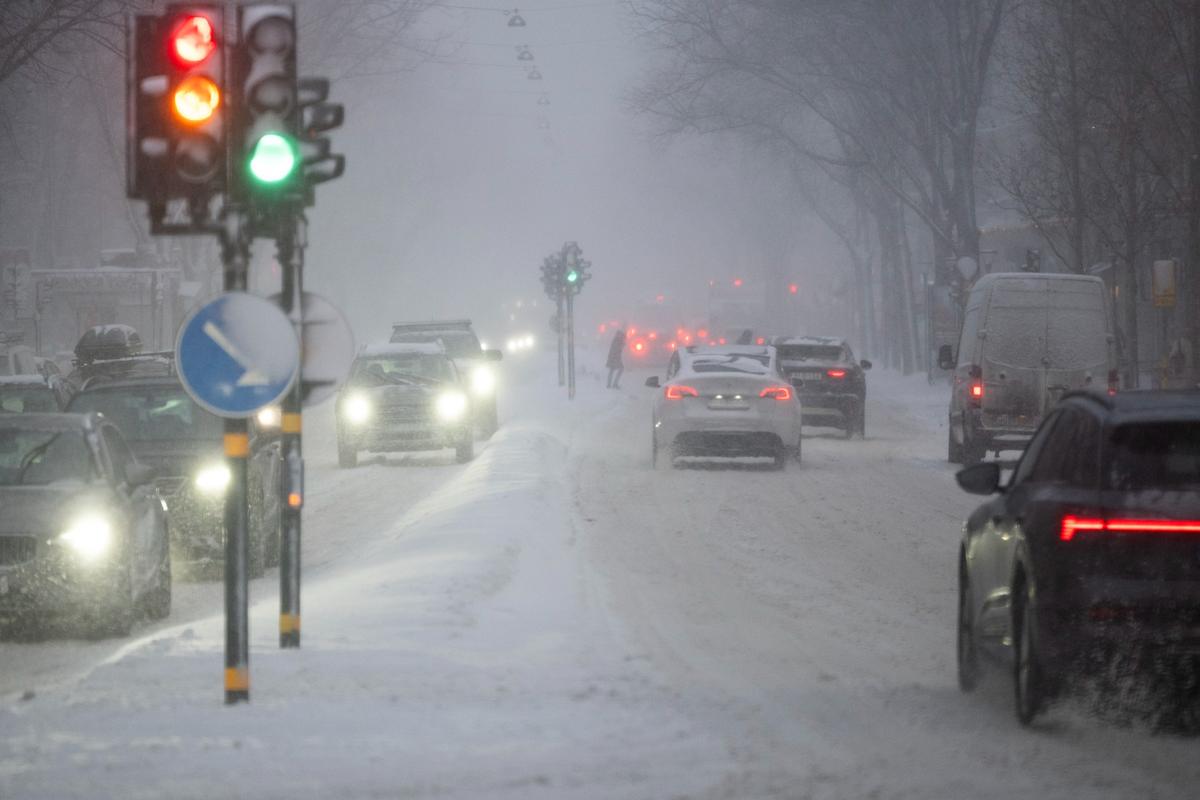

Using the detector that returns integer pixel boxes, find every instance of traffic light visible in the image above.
[540,255,562,299]
[128,5,226,211]
[561,242,591,295]
[233,4,299,208]
[296,77,346,205]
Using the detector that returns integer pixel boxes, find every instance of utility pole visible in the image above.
[566,289,575,399]
[556,291,566,386]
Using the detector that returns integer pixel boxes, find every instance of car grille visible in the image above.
[0,536,37,566]
[378,403,431,424]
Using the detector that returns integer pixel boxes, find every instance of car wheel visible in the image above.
[957,561,980,692]
[947,423,963,464]
[337,437,358,469]
[455,435,474,464]
[772,442,788,470]
[143,551,172,620]
[1013,577,1046,725]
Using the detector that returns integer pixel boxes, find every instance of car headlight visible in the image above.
[343,393,371,425]
[435,390,468,421]
[195,463,232,495]
[471,366,496,397]
[256,405,281,429]
[59,514,113,560]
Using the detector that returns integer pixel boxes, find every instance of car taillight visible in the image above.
[697,328,709,339]
[826,369,846,379]
[632,341,646,353]
[756,337,765,345]
[1108,369,1119,396]
[648,331,658,340]
[759,386,792,400]
[718,337,727,345]
[970,382,983,399]
[665,384,699,399]
[1060,515,1200,541]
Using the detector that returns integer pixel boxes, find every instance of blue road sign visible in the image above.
[176,293,300,418]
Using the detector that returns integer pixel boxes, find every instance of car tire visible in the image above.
[455,435,474,464]
[772,442,788,471]
[143,551,172,621]
[1013,577,1046,725]
[337,437,358,469]
[957,561,980,692]
[947,423,963,464]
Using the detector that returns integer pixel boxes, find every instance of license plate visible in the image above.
[797,371,823,381]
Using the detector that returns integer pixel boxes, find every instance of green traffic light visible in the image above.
[566,269,579,283]
[248,133,298,184]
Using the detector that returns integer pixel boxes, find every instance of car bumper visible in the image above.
[343,422,471,453]
[0,552,125,619]
[657,415,797,457]
[797,392,860,425]
[1040,580,1200,661]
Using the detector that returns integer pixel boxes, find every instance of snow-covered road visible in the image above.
[2,355,1198,798]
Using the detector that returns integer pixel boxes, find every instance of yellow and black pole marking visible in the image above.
[279,396,303,648]
[224,421,251,703]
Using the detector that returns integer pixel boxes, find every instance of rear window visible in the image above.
[1108,422,1200,490]
[777,345,843,362]
[0,386,56,413]
[390,332,480,359]
[685,353,770,375]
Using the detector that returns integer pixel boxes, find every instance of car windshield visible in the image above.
[0,428,95,486]
[686,353,771,374]
[352,354,454,385]
[776,344,844,362]
[68,386,222,442]
[390,332,480,359]
[0,385,56,413]
[1108,421,1200,490]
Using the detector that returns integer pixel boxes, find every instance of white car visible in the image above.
[645,345,803,469]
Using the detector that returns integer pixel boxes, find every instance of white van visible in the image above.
[939,272,1117,463]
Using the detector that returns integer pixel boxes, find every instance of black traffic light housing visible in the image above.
[128,4,226,227]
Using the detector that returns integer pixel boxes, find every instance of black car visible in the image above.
[67,372,281,578]
[0,373,71,413]
[955,390,1200,724]
[336,342,475,467]
[389,320,503,438]
[773,336,871,437]
[0,413,170,637]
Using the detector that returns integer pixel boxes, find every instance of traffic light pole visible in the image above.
[556,292,566,387]
[566,290,576,400]
[276,211,304,649]
[220,220,252,705]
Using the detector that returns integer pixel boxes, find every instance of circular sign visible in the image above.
[269,291,355,406]
[175,293,300,417]
[956,256,979,281]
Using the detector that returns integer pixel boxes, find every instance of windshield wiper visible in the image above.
[16,434,60,484]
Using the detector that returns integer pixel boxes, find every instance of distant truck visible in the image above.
[939,273,1118,463]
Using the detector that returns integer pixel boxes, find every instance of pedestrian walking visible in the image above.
[606,327,626,389]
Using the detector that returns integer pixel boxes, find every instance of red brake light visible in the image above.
[1061,516,1200,542]
[759,386,792,401]
[172,15,217,65]
[665,384,699,400]
[697,328,708,339]
[718,337,727,345]
[648,331,658,340]
[827,369,847,379]
[632,341,646,353]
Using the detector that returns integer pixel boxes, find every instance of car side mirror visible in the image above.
[644,376,660,388]
[125,462,156,488]
[955,462,1001,495]
[859,359,872,370]
[937,344,955,371]
[484,349,503,362]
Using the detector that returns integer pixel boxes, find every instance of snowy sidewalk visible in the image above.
[0,420,725,800]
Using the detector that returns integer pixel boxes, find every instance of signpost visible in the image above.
[177,291,300,702]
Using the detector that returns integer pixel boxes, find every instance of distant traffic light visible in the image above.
[733,278,743,287]
[788,283,799,295]
[233,4,299,206]
[128,5,226,209]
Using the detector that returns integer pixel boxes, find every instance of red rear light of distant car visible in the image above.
[697,328,709,339]
[756,337,765,345]
[648,331,658,340]
[827,369,847,379]
[1060,515,1200,542]
[718,337,727,345]
[665,384,699,400]
[668,341,677,350]
[759,386,792,401]
[632,340,646,353]
[628,326,638,336]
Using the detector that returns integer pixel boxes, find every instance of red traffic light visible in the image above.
[732,278,743,287]
[788,283,799,294]
[171,14,217,65]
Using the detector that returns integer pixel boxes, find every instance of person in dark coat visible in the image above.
[606,328,626,389]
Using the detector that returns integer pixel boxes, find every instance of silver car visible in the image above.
[645,345,803,469]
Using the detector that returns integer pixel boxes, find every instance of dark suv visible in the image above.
[955,390,1200,724]
[389,320,502,438]
[773,336,871,437]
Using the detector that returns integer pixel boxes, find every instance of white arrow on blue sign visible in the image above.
[175,292,301,418]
